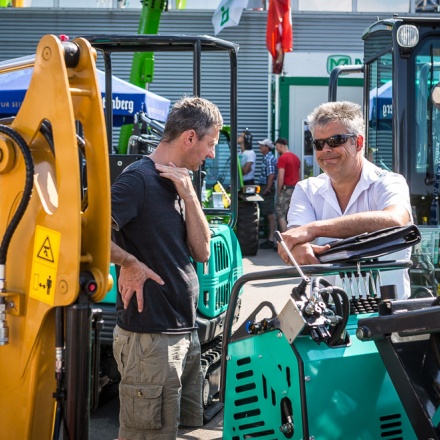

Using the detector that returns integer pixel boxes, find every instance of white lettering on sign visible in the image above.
[382,104,393,118]
[102,97,134,114]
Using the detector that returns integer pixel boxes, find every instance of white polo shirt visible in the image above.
[287,159,412,299]
[239,149,256,182]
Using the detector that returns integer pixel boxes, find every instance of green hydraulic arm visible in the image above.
[117,0,168,153]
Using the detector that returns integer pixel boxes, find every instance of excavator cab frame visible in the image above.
[329,16,440,299]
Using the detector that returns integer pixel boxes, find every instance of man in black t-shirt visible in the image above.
[110,96,223,440]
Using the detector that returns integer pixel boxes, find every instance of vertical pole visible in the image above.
[267,53,272,138]
[274,73,280,140]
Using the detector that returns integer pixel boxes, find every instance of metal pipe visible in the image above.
[328,64,364,102]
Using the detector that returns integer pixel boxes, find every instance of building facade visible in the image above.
[0,7,430,174]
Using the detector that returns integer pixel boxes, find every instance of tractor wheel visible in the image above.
[236,201,260,256]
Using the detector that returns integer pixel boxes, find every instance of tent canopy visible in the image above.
[0,66,170,125]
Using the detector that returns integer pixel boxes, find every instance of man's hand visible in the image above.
[155,162,195,201]
[155,161,211,263]
[278,242,331,265]
[118,257,164,313]
[310,243,331,257]
[281,225,316,250]
[278,242,318,265]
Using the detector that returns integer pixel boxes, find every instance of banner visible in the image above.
[266,0,293,74]
[212,0,249,36]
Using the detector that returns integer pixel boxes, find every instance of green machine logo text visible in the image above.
[327,55,363,74]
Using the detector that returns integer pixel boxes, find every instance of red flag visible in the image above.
[266,0,293,74]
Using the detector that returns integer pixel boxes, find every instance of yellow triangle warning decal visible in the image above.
[37,237,54,262]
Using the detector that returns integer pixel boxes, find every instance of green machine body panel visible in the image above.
[196,224,243,319]
[223,314,417,440]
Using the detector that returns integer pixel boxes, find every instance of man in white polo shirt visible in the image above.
[279,101,412,299]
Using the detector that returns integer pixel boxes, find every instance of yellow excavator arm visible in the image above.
[0,34,111,439]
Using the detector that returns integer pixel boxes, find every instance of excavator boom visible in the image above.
[0,35,111,439]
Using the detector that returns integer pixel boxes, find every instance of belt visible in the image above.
[282,185,295,190]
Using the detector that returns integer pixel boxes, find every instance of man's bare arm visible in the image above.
[110,241,164,312]
[277,168,285,193]
[242,161,252,175]
[264,172,276,195]
[181,193,211,262]
[279,205,410,262]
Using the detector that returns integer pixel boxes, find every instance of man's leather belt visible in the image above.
[282,185,295,190]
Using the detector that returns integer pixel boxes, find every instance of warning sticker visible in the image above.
[37,237,55,262]
[29,225,61,305]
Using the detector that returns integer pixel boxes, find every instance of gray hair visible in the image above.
[307,101,365,139]
[162,96,223,143]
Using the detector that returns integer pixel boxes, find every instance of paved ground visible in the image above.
[90,247,299,440]
[177,247,293,440]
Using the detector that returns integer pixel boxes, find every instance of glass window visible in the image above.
[414,44,440,177]
[367,52,393,171]
[204,131,231,189]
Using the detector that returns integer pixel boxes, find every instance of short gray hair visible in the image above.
[307,101,365,139]
[162,96,223,143]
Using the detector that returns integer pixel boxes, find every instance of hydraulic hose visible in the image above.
[39,120,55,155]
[312,277,350,346]
[0,124,34,267]
[327,286,350,346]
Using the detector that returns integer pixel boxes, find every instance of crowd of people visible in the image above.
[238,130,301,250]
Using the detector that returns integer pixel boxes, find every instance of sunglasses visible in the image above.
[312,134,356,151]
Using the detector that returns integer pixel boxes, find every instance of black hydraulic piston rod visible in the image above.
[63,272,98,440]
[64,296,93,440]
[52,307,64,440]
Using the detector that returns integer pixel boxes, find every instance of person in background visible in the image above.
[275,137,301,232]
[238,128,256,184]
[279,101,412,299]
[110,96,222,440]
[258,138,278,249]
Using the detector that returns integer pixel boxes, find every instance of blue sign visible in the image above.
[0,67,170,125]
[369,81,392,121]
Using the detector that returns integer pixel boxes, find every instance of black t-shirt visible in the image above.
[111,156,199,333]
